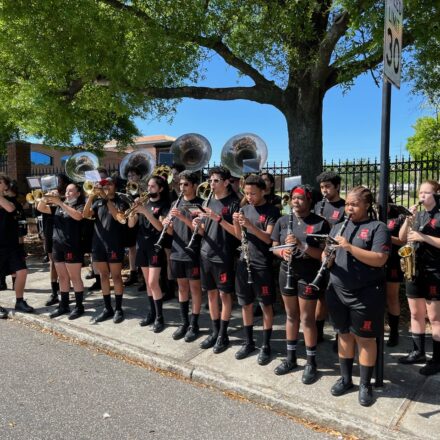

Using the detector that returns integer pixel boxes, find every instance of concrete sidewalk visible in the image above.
[1,257,439,439]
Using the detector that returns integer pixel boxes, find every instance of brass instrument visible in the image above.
[398,201,422,281]
[154,192,184,252]
[153,164,173,184]
[281,192,290,206]
[119,149,156,184]
[25,189,44,205]
[239,208,253,284]
[65,152,100,183]
[221,133,268,177]
[196,181,211,200]
[115,191,150,224]
[171,133,212,171]
[125,181,139,196]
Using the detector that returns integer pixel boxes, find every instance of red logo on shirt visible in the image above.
[306,225,314,234]
[191,267,200,277]
[153,208,160,215]
[219,272,227,283]
[221,207,229,215]
[359,228,369,240]
[429,218,438,228]
[261,285,269,296]
[331,210,340,220]
[66,252,73,261]
[304,285,314,295]
[360,320,373,332]
[110,251,117,260]
[387,220,395,230]
[259,214,267,223]
[429,285,438,296]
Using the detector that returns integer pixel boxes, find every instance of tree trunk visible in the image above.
[283,87,324,187]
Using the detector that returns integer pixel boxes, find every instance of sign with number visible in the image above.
[384,0,403,88]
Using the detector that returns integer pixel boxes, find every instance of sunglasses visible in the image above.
[209,178,224,183]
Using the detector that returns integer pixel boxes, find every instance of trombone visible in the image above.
[115,191,150,224]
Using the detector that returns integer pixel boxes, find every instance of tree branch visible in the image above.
[97,0,274,88]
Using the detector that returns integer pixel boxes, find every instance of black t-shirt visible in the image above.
[137,198,170,248]
[329,219,391,290]
[200,192,240,263]
[0,196,20,250]
[91,195,130,251]
[171,196,203,261]
[239,203,279,269]
[271,212,330,279]
[314,198,346,226]
[415,206,440,272]
[51,201,84,249]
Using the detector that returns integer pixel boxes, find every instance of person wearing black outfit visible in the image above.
[232,175,278,365]
[326,186,390,406]
[0,174,34,318]
[83,178,129,324]
[398,181,440,376]
[38,184,86,319]
[194,166,240,354]
[383,201,405,347]
[128,175,171,333]
[164,171,202,342]
[314,171,346,345]
[261,172,282,213]
[271,185,329,384]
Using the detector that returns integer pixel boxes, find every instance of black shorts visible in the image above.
[136,244,165,268]
[278,266,321,300]
[52,243,84,264]
[0,247,27,275]
[326,282,385,338]
[92,243,125,264]
[123,224,138,248]
[170,259,201,280]
[44,235,53,254]
[235,260,276,306]
[406,272,440,301]
[386,258,403,283]
[200,258,235,293]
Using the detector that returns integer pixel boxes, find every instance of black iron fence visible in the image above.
[0,154,7,174]
[27,154,440,206]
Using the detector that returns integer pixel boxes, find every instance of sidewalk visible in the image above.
[1,256,439,439]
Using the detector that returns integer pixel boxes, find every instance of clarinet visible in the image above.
[319,196,327,217]
[239,208,253,284]
[309,214,352,291]
[154,192,183,252]
[185,190,214,252]
[284,211,296,290]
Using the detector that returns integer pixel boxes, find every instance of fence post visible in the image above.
[6,140,31,194]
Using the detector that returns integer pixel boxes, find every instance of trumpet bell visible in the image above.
[221,133,268,177]
[25,189,44,205]
[171,133,212,171]
[196,181,211,200]
[65,152,100,183]
[83,180,95,195]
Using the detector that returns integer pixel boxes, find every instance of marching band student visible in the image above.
[194,166,240,353]
[232,175,279,365]
[83,178,129,324]
[314,171,346,345]
[261,172,282,213]
[128,175,171,333]
[271,185,329,384]
[163,171,202,342]
[326,186,390,406]
[123,166,142,287]
[38,183,86,319]
[0,174,34,318]
[398,181,440,376]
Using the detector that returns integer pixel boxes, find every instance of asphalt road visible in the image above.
[0,320,332,440]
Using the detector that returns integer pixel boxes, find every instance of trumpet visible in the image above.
[115,191,150,224]
[25,189,44,205]
[154,192,184,252]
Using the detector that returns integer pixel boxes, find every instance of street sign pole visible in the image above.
[376,0,403,388]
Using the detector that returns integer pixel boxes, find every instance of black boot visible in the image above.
[173,301,190,340]
[152,298,165,332]
[399,333,426,364]
[69,292,85,320]
[200,319,220,349]
[49,292,70,318]
[359,365,375,406]
[140,296,156,326]
[45,281,60,306]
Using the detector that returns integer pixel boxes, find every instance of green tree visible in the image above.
[406,116,440,156]
[0,1,438,182]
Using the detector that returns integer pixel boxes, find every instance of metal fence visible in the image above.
[0,154,7,174]
[28,154,440,206]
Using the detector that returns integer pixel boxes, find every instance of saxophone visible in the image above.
[397,202,422,281]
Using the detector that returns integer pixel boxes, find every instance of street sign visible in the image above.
[384,0,403,88]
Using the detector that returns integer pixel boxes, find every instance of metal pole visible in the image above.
[376,77,392,388]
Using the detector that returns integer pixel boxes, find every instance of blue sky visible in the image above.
[135,55,430,165]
